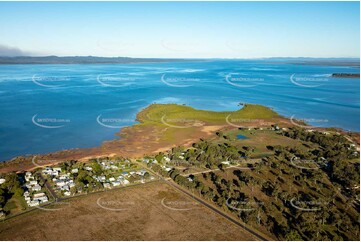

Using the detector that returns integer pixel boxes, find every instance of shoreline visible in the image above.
[0,103,359,173]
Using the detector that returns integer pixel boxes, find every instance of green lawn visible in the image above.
[136,103,279,125]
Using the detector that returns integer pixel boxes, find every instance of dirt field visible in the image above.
[0,181,256,240]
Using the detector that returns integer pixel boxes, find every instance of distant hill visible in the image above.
[0,56,198,64]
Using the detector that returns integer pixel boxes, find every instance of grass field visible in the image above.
[0,181,257,240]
[137,103,279,125]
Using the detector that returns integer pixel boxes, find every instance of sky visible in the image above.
[0,1,359,58]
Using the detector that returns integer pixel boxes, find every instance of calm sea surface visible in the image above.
[0,60,359,161]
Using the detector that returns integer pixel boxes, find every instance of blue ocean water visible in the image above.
[0,59,359,161]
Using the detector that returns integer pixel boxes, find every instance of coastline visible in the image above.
[0,103,359,173]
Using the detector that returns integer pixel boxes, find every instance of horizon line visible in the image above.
[0,55,360,60]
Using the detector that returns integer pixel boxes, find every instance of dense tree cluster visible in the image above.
[151,130,360,240]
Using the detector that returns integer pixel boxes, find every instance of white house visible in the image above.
[0,178,6,184]
[56,180,66,187]
[33,192,46,198]
[109,177,115,182]
[136,170,147,176]
[110,165,118,170]
[111,181,121,186]
[37,196,48,203]
[29,200,40,207]
[61,185,70,191]
[71,168,78,174]
[32,185,41,191]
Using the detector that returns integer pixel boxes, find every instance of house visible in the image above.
[122,172,129,176]
[0,178,6,184]
[50,171,59,176]
[109,177,115,182]
[37,196,48,203]
[32,185,41,191]
[221,161,230,165]
[29,200,40,207]
[59,175,68,180]
[110,165,118,170]
[42,167,53,174]
[61,185,70,191]
[103,183,111,189]
[56,180,66,187]
[29,180,38,185]
[64,191,71,196]
[111,181,121,186]
[164,157,170,162]
[136,170,147,176]
[122,179,130,185]
[71,168,78,174]
[33,192,46,198]
[84,167,93,171]
[99,176,106,182]
[53,167,62,172]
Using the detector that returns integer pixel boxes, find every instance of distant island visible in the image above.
[332,73,360,78]
[0,56,200,64]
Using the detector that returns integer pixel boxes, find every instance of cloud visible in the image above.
[0,44,32,56]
